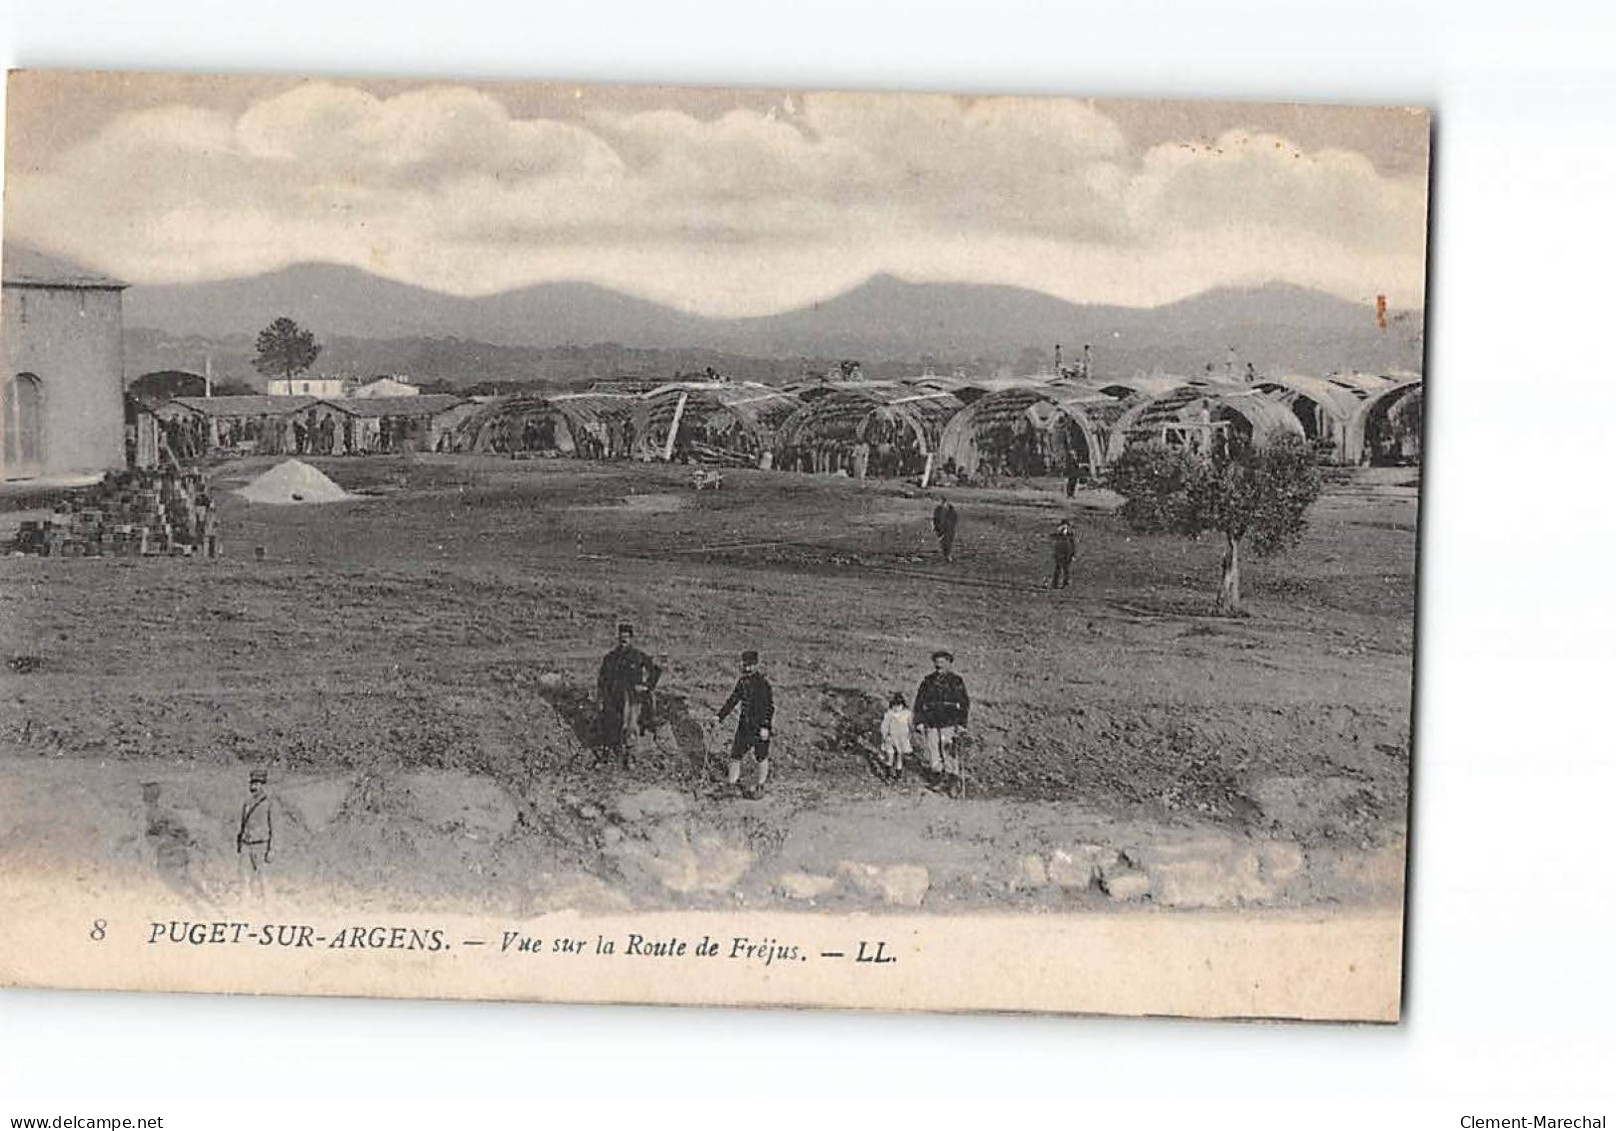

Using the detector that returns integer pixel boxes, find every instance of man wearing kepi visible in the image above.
[717,649,775,799]
[237,768,273,899]
[915,649,971,798]
[596,622,661,769]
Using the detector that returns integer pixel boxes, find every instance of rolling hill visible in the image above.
[120,265,1424,387]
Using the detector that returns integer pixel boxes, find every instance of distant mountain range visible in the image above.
[120,265,1424,389]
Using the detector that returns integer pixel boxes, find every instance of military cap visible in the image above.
[249,769,269,784]
[617,622,634,635]
[931,648,955,661]
[741,649,760,664]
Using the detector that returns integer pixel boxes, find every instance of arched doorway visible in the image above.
[3,373,43,474]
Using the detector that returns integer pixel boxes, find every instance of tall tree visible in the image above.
[253,317,321,384]
[1108,433,1323,615]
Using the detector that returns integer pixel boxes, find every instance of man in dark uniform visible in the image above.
[1050,519,1076,589]
[717,649,774,799]
[931,497,958,562]
[915,649,971,798]
[595,622,661,769]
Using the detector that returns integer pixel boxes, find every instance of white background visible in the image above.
[1,0,1613,1120]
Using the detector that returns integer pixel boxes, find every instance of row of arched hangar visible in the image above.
[449,372,1423,480]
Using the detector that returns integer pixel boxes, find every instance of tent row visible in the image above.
[448,374,1424,477]
[137,373,1422,475]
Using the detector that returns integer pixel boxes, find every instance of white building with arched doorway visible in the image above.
[1,245,128,481]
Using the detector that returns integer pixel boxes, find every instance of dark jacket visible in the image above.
[719,671,775,734]
[932,502,958,536]
[597,645,660,711]
[1051,528,1076,562]
[915,671,970,728]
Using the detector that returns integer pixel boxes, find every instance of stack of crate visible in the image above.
[10,470,216,558]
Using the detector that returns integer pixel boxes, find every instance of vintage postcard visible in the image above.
[0,71,1426,1019]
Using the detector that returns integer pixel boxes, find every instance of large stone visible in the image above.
[1011,854,1049,891]
[1149,859,1236,908]
[1102,870,1152,901]
[777,871,839,901]
[606,821,753,895]
[1048,845,1119,891]
[1146,851,1274,908]
[614,787,691,823]
[837,861,930,908]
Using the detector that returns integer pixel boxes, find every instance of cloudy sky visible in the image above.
[4,71,1429,316]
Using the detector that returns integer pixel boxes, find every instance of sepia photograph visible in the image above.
[0,69,1427,1020]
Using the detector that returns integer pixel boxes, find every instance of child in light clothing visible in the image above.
[880,692,914,781]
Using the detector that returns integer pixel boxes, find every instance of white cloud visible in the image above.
[5,83,1428,315]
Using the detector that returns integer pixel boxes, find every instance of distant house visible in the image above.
[2,244,129,480]
[267,376,348,398]
[350,376,419,399]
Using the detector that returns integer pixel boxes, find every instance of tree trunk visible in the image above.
[1217,530,1243,615]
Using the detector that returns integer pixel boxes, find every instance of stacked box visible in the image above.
[10,468,222,560]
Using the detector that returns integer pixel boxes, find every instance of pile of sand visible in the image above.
[236,459,351,505]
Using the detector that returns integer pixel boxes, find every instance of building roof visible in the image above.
[1253,373,1368,421]
[634,382,802,446]
[1,243,129,290]
[1086,374,1206,400]
[168,395,316,417]
[316,394,467,418]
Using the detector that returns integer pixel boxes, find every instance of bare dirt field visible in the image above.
[0,455,1416,915]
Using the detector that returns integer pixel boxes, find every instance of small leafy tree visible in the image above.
[1108,434,1323,615]
[252,317,321,385]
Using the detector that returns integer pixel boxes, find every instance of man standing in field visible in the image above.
[932,497,959,562]
[237,768,273,899]
[1050,519,1076,589]
[915,649,971,798]
[717,649,775,799]
[596,622,661,770]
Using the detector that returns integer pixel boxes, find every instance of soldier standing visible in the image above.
[1050,519,1076,589]
[931,497,959,562]
[237,768,273,899]
[717,649,775,799]
[915,649,971,798]
[595,622,661,769]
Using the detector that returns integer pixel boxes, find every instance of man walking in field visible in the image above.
[595,622,661,769]
[1050,519,1076,589]
[915,649,971,798]
[931,497,958,562]
[717,649,775,799]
